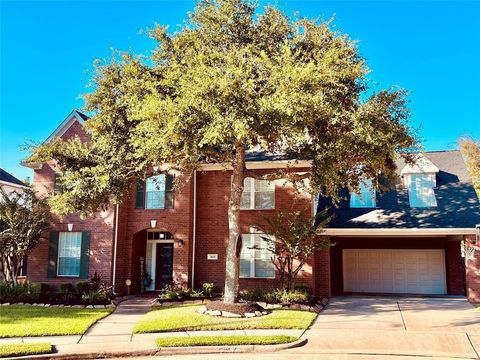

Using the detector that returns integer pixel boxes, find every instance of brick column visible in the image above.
[465,235,480,303]
[445,238,465,295]
[313,236,331,298]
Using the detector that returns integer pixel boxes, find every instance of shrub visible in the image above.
[28,283,43,301]
[0,282,48,303]
[239,288,311,305]
[89,272,102,291]
[293,284,311,294]
[59,283,75,294]
[239,288,264,302]
[76,281,90,295]
[82,290,106,304]
[202,283,214,298]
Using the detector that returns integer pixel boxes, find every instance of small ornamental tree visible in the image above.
[460,137,480,197]
[254,209,331,290]
[30,0,415,303]
[0,189,50,285]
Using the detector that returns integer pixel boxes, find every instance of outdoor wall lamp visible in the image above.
[476,224,480,244]
[67,223,74,232]
[177,239,184,248]
[150,220,157,229]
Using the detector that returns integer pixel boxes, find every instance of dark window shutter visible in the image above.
[165,174,174,209]
[80,232,90,279]
[47,231,59,278]
[135,180,145,208]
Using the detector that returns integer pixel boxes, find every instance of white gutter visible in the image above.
[112,203,119,293]
[191,170,197,289]
[324,228,478,236]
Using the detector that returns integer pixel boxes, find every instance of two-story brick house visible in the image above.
[24,110,480,302]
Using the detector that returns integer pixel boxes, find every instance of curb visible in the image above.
[6,338,307,360]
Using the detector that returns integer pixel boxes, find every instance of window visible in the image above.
[137,174,174,209]
[54,173,66,195]
[240,177,275,210]
[57,232,82,276]
[350,179,376,208]
[240,233,275,278]
[408,173,437,207]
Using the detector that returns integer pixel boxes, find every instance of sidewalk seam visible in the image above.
[466,333,480,359]
[397,301,407,331]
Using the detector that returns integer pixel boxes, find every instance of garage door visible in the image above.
[343,249,446,294]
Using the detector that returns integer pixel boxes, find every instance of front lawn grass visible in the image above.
[0,305,113,338]
[156,335,297,347]
[134,305,316,333]
[0,342,52,358]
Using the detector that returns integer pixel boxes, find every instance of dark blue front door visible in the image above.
[155,244,173,289]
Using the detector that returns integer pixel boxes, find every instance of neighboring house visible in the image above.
[0,168,27,198]
[23,110,480,303]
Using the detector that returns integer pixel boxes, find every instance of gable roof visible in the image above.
[322,150,480,230]
[45,109,89,142]
[0,168,26,187]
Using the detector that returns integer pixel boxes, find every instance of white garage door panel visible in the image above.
[343,249,446,294]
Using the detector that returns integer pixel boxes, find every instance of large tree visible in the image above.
[0,189,50,286]
[31,0,415,303]
[460,137,480,197]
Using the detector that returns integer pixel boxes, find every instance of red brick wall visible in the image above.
[27,116,116,288]
[445,239,465,295]
[313,236,331,298]
[465,234,480,303]
[193,169,315,293]
[114,173,194,294]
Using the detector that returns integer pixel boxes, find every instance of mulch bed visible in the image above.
[205,301,265,315]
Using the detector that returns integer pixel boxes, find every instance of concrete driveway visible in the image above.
[291,296,480,359]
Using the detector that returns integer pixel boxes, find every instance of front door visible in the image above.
[155,243,173,289]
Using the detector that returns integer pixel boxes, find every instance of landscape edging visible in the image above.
[5,337,308,360]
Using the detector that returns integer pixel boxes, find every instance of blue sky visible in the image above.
[1,1,479,181]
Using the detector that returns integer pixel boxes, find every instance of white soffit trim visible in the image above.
[400,153,439,175]
[45,110,86,143]
[325,228,477,236]
[200,160,311,171]
[0,180,29,189]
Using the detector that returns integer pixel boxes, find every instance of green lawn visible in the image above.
[0,305,113,338]
[134,305,317,333]
[156,335,297,347]
[0,342,52,358]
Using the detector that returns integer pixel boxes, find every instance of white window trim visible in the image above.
[57,232,81,277]
[350,179,376,209]
[406,173,438,208]
[240,178,275,210]
[239,233,276,279]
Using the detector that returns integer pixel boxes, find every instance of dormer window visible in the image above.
[400,153,439,208]
[350,179,376,208]
[407,173,437,208]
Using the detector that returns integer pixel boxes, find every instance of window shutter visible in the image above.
[47,231,59,278]
[165,174,174,209]
[80,231,90,279]
[135,180,145,208]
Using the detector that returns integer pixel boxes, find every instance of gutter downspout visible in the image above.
[112,203,119,293]
[191,170,197,289]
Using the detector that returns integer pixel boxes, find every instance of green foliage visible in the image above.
[31,0,415,218]
[0,189,50,286]
[239,288,311,304]
[0,342,52,358]
[76,281,91,295]
[0,305,113,337]
[60,283,75,294]
[158,286,203,300]
[134,304,317,333]
[82,290,106,304]
[254,209,331,290]
[460,137,480,197]
[155,335,296,347]
[202,282,214,298]
[0,282,45,303]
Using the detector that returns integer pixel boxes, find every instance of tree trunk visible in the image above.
[223,143,245,304]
